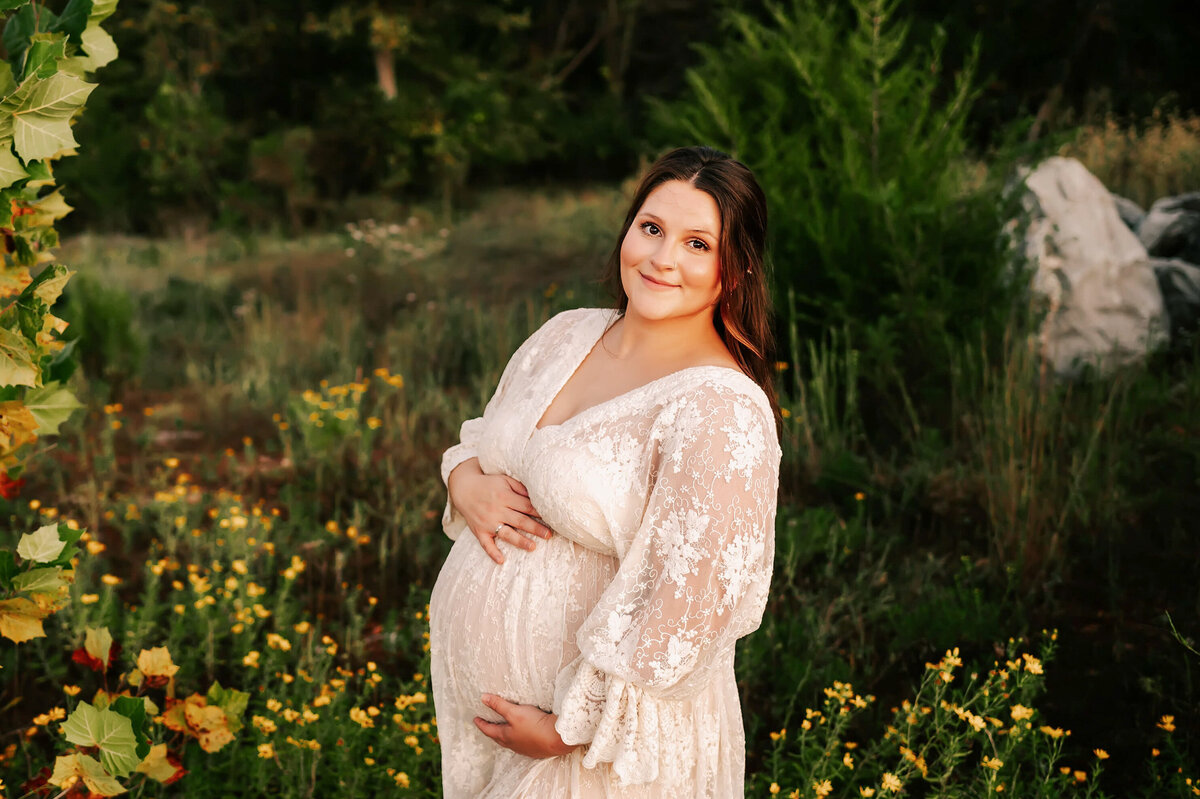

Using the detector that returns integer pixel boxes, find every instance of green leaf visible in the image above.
[0,62,16,98]
[60,701,141,779]
[0,72,97,161]
[111,694,151,762]
[28,263,71,304]
[51,0,92,43]
[76,24,118,71]
[206,680,250,733]
[24,33,68,80]
[2,4,39,73]
[23,381,81,436]
[12,564,64,594]
[16,523,64,563]
[49,752,126,796]
[0,550,17,591]
[89,0,117,24]
[0,145,27,189]
[0,2,32,12]
[48,522,83,567]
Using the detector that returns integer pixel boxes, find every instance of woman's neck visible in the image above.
[606,305,726,364]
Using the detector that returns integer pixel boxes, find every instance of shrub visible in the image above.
[650,0,1018,426]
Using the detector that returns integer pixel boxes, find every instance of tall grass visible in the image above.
[1060,111,1200,207]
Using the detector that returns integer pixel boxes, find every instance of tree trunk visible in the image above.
[374,48,398,100]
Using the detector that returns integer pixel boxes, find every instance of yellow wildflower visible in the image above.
[881,773,902,793]
[814,779,833,798]
[258,743,275,758]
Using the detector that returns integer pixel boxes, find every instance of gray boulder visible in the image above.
[1112,195,1146,233]
[1139,192,1200,265]
[1152,258,1200,343]
[1017,157,1168,378]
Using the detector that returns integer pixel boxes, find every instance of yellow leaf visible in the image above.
[49,752,126,796]
[0,597,47,643]
[137,646,179,679]
[135,744,178,783]
[0,401,39,457]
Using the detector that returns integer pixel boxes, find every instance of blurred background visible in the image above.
[3,0,1200,796]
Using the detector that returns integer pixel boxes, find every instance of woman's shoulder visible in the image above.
[507,307,614,371]
[660,367,780,455]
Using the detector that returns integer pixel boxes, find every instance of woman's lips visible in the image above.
[640,272,678,288]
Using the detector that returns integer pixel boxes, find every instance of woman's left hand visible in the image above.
[474,694,579,759]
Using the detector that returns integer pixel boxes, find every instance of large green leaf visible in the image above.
[0,62,15,98]
[0,326,37,386]
[60,701,141,779]
[2,4,57,76]
[0,145,27,189]
[16,523,65,563]
[0,2,32,12]
[111,695,151,762]
[22,381,81,435]
[0,550,17,591]
[51,0,93,43]
[0,72,96,161]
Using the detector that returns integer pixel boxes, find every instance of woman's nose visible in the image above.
[651,240,676,270]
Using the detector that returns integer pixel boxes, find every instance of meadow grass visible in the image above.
[2,184,1198,796]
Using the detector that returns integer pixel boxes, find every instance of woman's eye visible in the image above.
[640,221,660,236]
[689,239,710,252]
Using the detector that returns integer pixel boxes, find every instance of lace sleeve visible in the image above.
[439,309,588,540]
[552,383,781,784]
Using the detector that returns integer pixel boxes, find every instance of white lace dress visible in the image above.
[429,307,781,798]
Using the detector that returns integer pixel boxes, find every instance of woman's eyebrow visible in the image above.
[639,211,717,237]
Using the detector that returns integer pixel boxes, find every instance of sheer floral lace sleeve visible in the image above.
[551,382,781,785]
[439,311,577,540]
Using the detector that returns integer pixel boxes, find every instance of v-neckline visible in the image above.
[529,310,745,439]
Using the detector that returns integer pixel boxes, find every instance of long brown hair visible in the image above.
[603,146,781,439]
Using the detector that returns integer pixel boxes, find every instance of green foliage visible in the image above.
[651,0,1018,418]
[58,270,146,391]
[0,0,116,480]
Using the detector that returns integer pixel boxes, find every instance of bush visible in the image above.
[650,0,1019,426]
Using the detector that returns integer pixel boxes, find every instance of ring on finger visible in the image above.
[493,523,506,536]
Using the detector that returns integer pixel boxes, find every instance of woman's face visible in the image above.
[619,179,723,325]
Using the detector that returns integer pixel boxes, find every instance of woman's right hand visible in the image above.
[447,458,553,564]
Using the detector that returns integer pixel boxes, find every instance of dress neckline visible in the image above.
[529,310,747,439]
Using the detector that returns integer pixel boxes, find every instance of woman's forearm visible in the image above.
[447,457,482,503]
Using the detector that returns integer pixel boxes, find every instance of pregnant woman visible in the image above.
[429,146,782,798]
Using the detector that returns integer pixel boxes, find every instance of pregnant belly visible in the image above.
[430,531,616,713]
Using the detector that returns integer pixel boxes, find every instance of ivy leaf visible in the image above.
[0,72,97,162]
[206,680,250,733]
[0,144,27,189]
[23,381,82,436]
[16,523,65,562]
[12,564,64,594]
[60,701,142,778]
[47,522,84,567]
[49,752,126,796]
[0,326,37,386]
[0,596,46,642]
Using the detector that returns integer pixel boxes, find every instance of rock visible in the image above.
[1139,191,1200,265]
[1112,194,1145,233]
[1152,258,1200,343]
[1017,156,1168,378]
